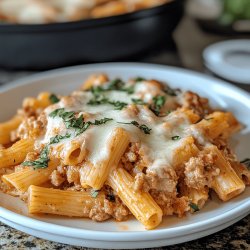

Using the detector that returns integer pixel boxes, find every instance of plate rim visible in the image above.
[1,62,250,98]
[0,62,250,242]
[0,199,249,241]
[202,39,250,84]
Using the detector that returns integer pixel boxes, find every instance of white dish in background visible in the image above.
[203,39,250,84]
[0,63,249,248]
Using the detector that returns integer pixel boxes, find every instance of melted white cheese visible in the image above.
[41,80,208,184]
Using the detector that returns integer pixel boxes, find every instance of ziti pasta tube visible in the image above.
[2,159,59,192]
[28,185,105,217]
[0,115,22,144]
[107,167,163,230]
[0,138,34,168]
[80,127,130,190]
[207,146,245,201]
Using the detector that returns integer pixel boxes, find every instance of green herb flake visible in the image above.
[49,108,113,136]
[49,108,65,118]
[164,86,178,96]
[171,135,181,141]
[49,94,60,104]
[91,189,99,198]
[92,118,113,125]
[134,77,145,82]
[87,96,127,110]
[22,146,49,169]
[107,78,125,90]
[189,202,199,212]
[22,133,71,169]
[112,101,128,110]
[240,158,250,170]
[150,95,166,116]
[88,78,134,95]
[49,133,71,144]
[118,121,151,135]
[132,98,147,105]
[75,121,91,136]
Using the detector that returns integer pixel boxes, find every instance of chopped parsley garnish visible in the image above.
[88,78,135,95]
[90,189,99,198]
[75,118,113,136]
[49,94,60,104]
[107,79,135,94]
[49,108,113,136]
[88,97,128,110]
[91,117,113,125]
[164,86,178,96]
[171,135,181,141]
[87,96,109,105]
[22,146,49,169]
[150,95,166,116]
[134,77,145,82]
[240,158,250,170]
[22,133,71,169]
[49,108,71,118]
[132,98,147,105]
[110,101,128,110]
[49,133,71,144]
[107,78,125,90]
[189,202,199,212]
[118,121,151,135]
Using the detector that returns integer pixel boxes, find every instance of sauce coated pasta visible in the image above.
[0,74,249,229]
[0,0,171,24]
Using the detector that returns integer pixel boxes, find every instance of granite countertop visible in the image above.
[1,215,249,250]
[0,16,250,249]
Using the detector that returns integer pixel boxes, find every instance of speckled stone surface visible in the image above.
[0,215,249,249]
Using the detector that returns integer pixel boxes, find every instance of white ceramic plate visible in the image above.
[203,39,250,84]
[0,63,249,249]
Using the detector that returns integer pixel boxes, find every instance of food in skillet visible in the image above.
[0,0,171,24]
[0,74,249,229]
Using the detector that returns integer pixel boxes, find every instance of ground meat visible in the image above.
[25,151,39,161]
[103,198,130,221]
[121,142,141,172]
[66,165,81,185]
[134,173,148,191]
[16,115,45,139]
[50,170,65,187]
[89,202,111,222]
[182,91,211,117]
[57,165,67,175]
[184,151,220,189]
[21,98,46,118]
[133,166,178,194]
[172,196,190,217]
[184,157,207,189]
[150,190,189,217]
[65,184,84,191]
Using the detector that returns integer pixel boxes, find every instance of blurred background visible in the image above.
[0,0,249,89]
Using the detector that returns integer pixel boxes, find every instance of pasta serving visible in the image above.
[0,0,170,24]
[0,74,249,230]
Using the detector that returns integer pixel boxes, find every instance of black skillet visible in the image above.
[0,0,183,70]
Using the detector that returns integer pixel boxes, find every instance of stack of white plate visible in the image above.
[203,39,250,84]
